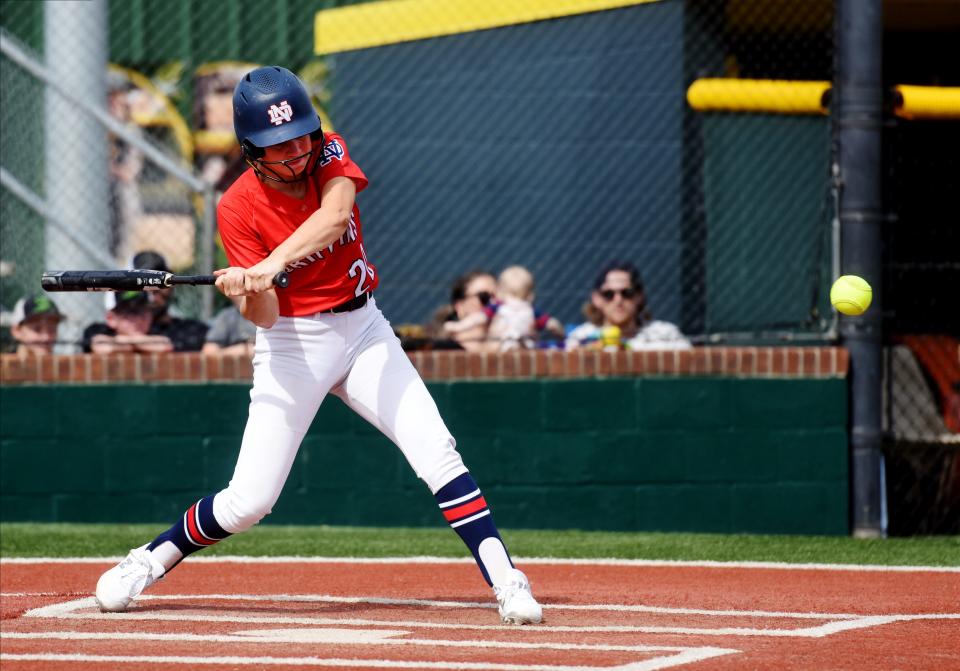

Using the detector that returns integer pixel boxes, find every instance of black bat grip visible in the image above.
[171,271,289,288]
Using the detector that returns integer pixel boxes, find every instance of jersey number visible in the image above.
[348,247,375,297]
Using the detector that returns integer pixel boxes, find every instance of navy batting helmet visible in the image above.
[233,66,321,159]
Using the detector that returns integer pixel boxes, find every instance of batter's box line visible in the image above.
[5,628,737,655]
[22,595,960,639]
[7,591,888,618]
[0,650,737,671]
[11,599,739,671]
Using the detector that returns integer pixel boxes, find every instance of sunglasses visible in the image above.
[466,291,493,306]
[599,288,638,301]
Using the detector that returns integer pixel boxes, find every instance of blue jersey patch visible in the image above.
[319,139,345,167]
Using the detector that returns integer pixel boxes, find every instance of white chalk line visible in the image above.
[6,598,831,636]
[6,598,742,671]
[18,592,862,619]
[2,628,734,654]
[3,555,958,572]
[133,592,875,619]
[0,651,738,671]
[19,595,960,639]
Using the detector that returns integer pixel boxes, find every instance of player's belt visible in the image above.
[322,292,370,314]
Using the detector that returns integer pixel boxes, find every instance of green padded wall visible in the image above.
[0,378,849,534]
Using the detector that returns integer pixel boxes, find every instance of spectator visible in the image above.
[428,270,497,351]
[9,294,64,356]
[131,250,209,352]
[497,267,565,348]
[444,266,565,351]
[485,266,537,351]
[82,290,173,354]
[566,261,691,351]
[202,301,257,357]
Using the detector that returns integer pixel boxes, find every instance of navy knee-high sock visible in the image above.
[435,473,513,586]
[147,494,231,570]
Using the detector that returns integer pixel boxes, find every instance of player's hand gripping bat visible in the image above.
[41,269,290,292]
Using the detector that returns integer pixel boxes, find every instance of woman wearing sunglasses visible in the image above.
[425,270,498,351]
[565,262,691,351]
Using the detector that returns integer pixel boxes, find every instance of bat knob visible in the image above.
[273,272,290,288]
[41,274,62,291]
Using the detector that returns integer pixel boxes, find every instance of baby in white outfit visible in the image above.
[487,266,537,351]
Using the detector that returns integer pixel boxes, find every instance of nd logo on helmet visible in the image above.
[267,100,294,126]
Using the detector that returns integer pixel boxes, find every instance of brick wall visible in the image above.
[0,347,848,385]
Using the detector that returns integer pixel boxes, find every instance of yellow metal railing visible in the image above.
[687,79,960,120]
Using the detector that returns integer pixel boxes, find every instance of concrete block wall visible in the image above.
[0,349,850,534]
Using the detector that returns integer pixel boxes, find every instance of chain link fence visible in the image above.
[1,0,839,342]
[0,1,956,528]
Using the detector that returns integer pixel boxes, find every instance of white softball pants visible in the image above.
[212,297,468,533]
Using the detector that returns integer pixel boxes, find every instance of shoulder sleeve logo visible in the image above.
[319,139,345,167]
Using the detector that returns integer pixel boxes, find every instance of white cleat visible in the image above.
[95,544,165,612]
[493,568,543,625]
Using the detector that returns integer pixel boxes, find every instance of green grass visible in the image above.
[2,523,958,566]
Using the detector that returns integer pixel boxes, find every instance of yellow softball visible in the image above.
[830,275,873,316]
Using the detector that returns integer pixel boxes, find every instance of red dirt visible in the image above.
[1,559,958,670]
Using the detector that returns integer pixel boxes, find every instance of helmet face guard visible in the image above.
[252,148,318,183]
[233,66,323,183]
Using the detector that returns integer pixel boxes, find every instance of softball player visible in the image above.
[95,66,542,625]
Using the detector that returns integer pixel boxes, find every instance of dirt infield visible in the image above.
[2,557,958,670]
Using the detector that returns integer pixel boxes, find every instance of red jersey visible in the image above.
[217,132,379,316]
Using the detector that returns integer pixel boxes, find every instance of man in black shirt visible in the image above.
[82,290,173,354]
[131,251,209,352]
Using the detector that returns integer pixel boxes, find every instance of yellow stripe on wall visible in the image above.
[315,0,661,55]
[687,79,830,115]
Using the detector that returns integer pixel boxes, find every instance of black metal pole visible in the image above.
[835,0,886,537]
